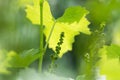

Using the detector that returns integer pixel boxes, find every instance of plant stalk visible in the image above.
[39,0,44,73]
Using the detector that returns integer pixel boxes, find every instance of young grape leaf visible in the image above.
[106,44,120,58]
[10,49,40,67]
[101,57,120,80]
[99,46,120,80]
[0,50,16,74]
[26,0,91,57]
[26,0,54,25]
[101,44,120,58]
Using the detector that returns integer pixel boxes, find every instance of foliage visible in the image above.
[0,0,120,80]
[105,44,120,58]
[0,49,39,74]
[99,45,120,80]
[10,49,40,67]
[0,50,16,74]
[26,0,91,57]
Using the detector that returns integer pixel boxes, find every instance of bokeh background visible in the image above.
[0,0,120,80]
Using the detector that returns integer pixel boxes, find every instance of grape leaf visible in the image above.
[101,57,120,80]
[106,44,120,58]
[0,50,16,74]
[10,49,40,67]
[26,0,54,25]
[99,46,120,80]
[57,6,88,23]
[26,0,91,57]
[101,44,120,58]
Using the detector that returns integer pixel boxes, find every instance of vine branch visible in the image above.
[39,0,44,73]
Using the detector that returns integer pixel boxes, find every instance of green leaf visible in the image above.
[99,47,120,80]
[107,44,120,58]
[26,0,54,25]
[10,49,40,67]
[26,0,91,57]
[103,44,120,58]
[0,50,16,74]
[57,6,88,23]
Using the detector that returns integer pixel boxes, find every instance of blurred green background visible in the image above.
[0,0,120,80]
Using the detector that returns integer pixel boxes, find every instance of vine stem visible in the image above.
[39,0,44,73]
